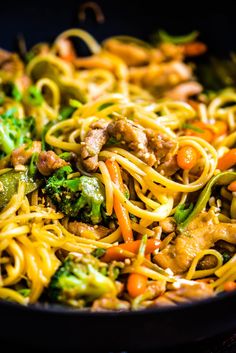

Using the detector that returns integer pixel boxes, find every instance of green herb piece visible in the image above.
[182,123,204,133]
[98,102,114,111]
[92,248,106,258]
[29,152,39,177]
[222,252,231,264]
[18,288,31,297]
[69,99,83,108]
[174,203,194,225]
[106,136,119,146]
[25,86,43,106]
[59,106,76,120]
[12,84,22,101]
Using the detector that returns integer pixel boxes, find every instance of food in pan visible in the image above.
[0,28,236,310]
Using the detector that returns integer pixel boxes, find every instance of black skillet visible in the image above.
[1,0,236,351]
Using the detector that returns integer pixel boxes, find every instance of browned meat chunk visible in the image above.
[37,150,68,176]
[11,141,41,166]
[164,81,202,101]
[155,212,236,274]
[81,117,177,174]
[146,129,178,174]
[129,61,192,89]
[80,124,109,172]
[107,118,156,166]
[68,221,111,240]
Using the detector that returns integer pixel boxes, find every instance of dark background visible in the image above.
[0,0,236,56]
[1,1,236,352]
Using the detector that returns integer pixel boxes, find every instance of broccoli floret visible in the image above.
[45,166,105,224]
[48,253,117,307]
[0,108,35,156]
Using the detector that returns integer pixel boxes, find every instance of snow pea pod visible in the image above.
[0,168,39,210]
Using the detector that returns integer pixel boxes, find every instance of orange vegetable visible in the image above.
[177,145,198,170]
[228,180,236,192]
[127,273,148,298]
[223,281,236,292]
[181,42,207,57]
[208,120,228,137]
[105,159,133,242]
[185,121,214,143]
[217,149,236,171]
[101,238,160,262]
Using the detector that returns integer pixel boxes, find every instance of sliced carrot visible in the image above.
[105,159,133,242]
[181,42,207,57]
[185,121,214,143]
[217,149,236,171]
[101,238,160,262]
[208,120,228,137]
[127,273,148,298]
[228,180,236,192]
[223,281,236,292]
[177,145,198,170]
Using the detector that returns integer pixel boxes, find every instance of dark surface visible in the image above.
[0,0,235,55]
[2,331,236,353]
[1,291,236,352]
[1,1,236,352]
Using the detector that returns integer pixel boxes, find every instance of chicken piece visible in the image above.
[37,150,68,176]
[80,124,109,172]
[152,280,214,307]
[146,128,178,175]
[159,217,176,234]
[11,141,41,167]
[129,61,192,89]
[146,129,177,161]
[107,118,156,166]
[164,81,203,101]
[104,39,149,66]
[81,117,177,173]
[92,297,130,311]
[68,221,111,240]
[155,212,236,274]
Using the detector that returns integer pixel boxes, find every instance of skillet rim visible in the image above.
[0,287,236,316]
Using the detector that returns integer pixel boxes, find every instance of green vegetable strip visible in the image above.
[158,30,199,44]
[178,171,236,232]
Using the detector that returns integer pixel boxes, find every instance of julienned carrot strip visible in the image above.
[185,122,214,143]
[185,120,228,143]
[228,180,236,192]
[217,149,236,171]
[101,239,160,262]
[127,273,148,298]
[105,159,133,242]
[208,120,228,137]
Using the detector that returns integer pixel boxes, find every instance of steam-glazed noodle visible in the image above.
[0,28,236,310]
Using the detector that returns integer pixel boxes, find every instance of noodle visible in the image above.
[0,28,236,310]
